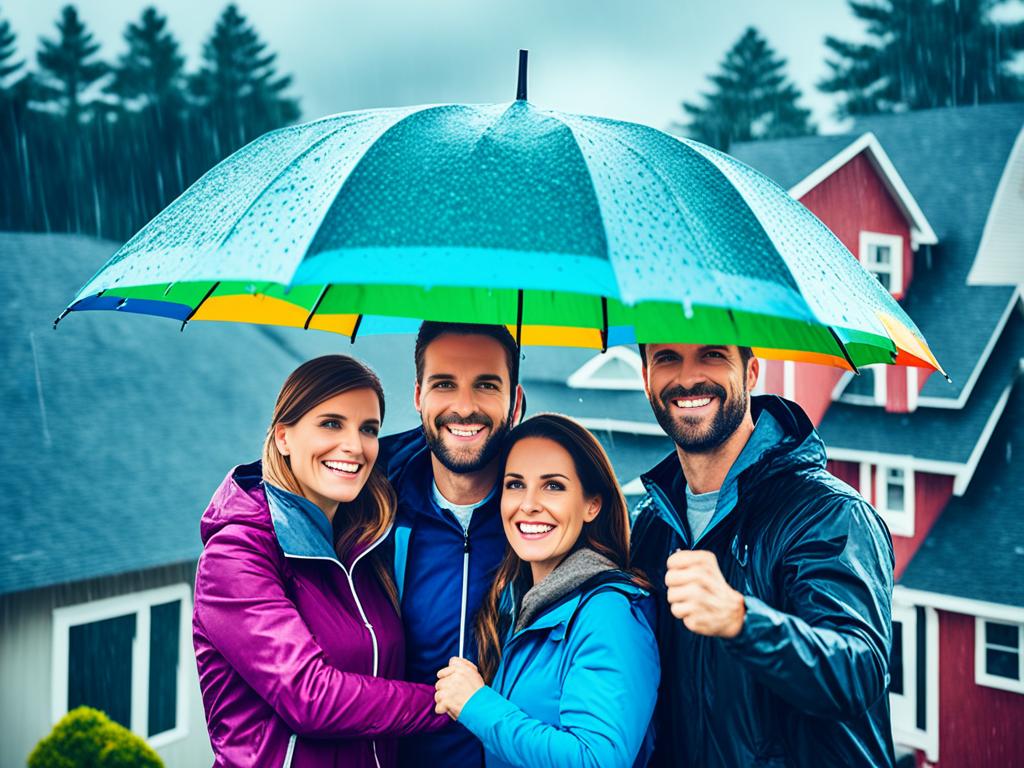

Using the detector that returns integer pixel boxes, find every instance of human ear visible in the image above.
[583,495,602,523]
[274,423,290,456]
[413,380,422,412]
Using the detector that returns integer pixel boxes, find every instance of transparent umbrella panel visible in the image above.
[60,100,943,374]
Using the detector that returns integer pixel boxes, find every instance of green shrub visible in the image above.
[27,707,164,768]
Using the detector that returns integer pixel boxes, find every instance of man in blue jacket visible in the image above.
[381,321,523,768]
[630,342,896,767]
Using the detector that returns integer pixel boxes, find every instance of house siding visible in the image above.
[925,610,1024,767]
[893,473,955,579]
[797,151,914,300]
[0,562,212,768]
[826,458,860,489]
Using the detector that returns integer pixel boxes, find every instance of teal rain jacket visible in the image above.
[458,574,659,768]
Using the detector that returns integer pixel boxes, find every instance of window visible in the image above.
[976,619,1024,694]
[51,584,191,747]
[859,231,904,295]
[862,461,915,537]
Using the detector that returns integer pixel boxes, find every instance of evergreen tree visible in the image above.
[820,0,1024,116]
[679,27,814,151]
[0,10,23,91]
[108,7,184,112]
[35,5,108,122]
[190,4,299,155]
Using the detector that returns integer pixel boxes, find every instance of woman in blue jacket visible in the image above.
[434,413,660,768]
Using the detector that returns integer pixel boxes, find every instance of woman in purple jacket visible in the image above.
[193,355,448,768]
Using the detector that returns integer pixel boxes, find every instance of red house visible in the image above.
[732,104,1024,767]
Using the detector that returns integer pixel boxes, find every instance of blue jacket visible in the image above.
[380,427,509,768]
[458,575,659,768]
[631,395,895,767]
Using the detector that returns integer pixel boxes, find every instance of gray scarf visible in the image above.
[515,547,618,633]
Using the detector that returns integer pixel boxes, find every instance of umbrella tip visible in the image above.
[516,49,528,101]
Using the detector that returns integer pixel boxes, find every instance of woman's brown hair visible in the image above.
[474,412,647,682]
[262,354,399,610]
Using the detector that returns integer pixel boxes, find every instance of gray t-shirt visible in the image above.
[432,481,487,533]
[685,485,719,541]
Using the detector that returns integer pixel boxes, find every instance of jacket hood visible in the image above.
[200,460,272,545]
[641,395,826,544]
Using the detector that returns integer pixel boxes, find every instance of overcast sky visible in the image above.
[7,0,865,133]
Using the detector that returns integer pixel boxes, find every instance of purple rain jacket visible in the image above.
[193,461,449,768]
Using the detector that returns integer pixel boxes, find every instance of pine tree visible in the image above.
[820,0,1024,116]
[679,27,814,151]
[108,7,184,112]
[0,10,24,91]
[35,5,108,122]
[190,4,299,155]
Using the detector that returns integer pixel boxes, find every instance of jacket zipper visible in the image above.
[281,524,392,768]
[458,532,470,657]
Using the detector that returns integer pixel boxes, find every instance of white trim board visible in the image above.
[788,132,938,249]
[575,417,664,436]
[894,586,1024,623]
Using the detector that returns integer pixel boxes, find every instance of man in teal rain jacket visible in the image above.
[630,342,896,767]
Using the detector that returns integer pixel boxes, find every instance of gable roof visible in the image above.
[732,104,1023,406]
[819,305,1022,491]
[786,132,937,248]
[898,370,1024,607]
[967,124,1024,287]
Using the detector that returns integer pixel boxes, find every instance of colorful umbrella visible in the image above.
[56,52,943,375]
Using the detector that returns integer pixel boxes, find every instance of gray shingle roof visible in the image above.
[0,233,422,596]
[818,309,1023,463]
[732,104,1023,403]
[899,371,1024,606]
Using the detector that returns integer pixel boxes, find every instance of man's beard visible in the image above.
[649,381,748,454]
[424,410,512,474]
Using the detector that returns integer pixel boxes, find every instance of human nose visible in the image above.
[520,486,543,515]
[337,425,363,456]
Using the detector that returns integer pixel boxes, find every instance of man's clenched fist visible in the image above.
[665,549,746,638]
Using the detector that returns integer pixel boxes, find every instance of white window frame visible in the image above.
[861,461,915,536]
[860,231,905,295]
[975,618,1024,694]
[890,602,939,762]
[567,347,645,390]
[51,583,192,749]
[873,364,888,406]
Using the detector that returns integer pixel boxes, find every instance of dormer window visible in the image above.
[860,231,904,296]
[567,347,645,391]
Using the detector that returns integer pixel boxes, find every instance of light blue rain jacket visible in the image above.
[458,578,660,768]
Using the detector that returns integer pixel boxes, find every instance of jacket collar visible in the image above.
[264,481,341,562]
[395,433,502,528]
[641,395,823,545]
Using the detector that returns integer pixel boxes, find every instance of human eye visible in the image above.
[504,479,525,490]
[434,380,455,390]
[319,419,341,429]
[361,424,379,437]
[704,350,726,360]
[544,480,566,491]
[477,381,499,390]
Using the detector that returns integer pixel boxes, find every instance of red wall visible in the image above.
[795,362,845,425]
[887,368,910,413]
[924,611,1024,767]
[892,472,953,579]
[827,458,859,489]
[798,152,914,300]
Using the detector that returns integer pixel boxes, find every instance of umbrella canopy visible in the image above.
[57,60,942,374]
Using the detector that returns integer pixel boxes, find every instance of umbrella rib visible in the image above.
[600,297,608,353]
[350,314,363,344]
[828,327,861,374]
[181,282,220,331]
[304,284,332,330]
[515,290,524,349]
